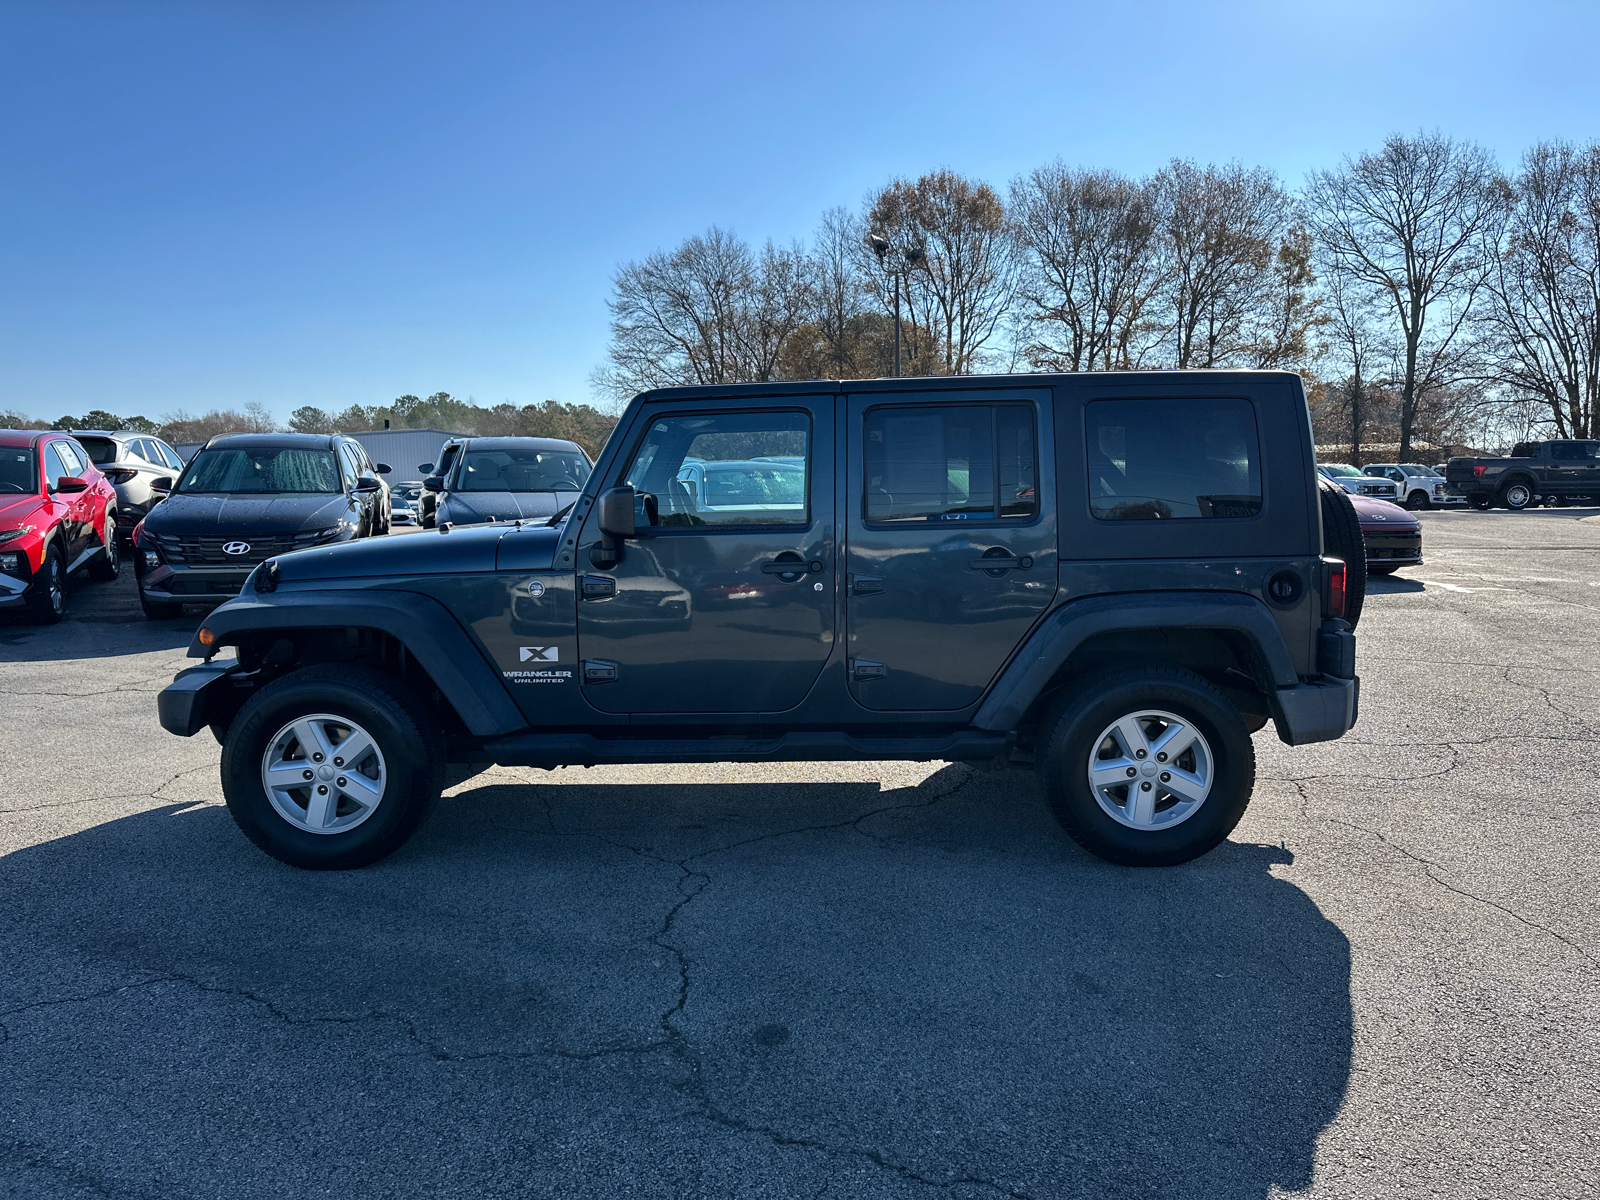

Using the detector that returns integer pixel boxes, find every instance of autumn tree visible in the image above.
[864,171,1015,374]
[1307,132,1507,460]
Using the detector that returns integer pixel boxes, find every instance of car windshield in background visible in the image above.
[75,437,119,465]
[179,447,340,494]
[702,463,805,508]
[0,448,35,494]
[1320,464,1363,477]
[1403,464,1441,476]
[456,448,591,492]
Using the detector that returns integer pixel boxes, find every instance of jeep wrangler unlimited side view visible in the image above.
[157,371,1363,870]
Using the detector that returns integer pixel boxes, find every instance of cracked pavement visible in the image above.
[1,509,1596,1198]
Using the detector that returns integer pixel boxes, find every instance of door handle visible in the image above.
[580,574,616,599]
[760,554,822,580]
[850,574,883,596]
[969,551,1033,572]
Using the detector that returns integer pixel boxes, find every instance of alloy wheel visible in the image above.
[1086,709,1214,831]
[260,713,388,835]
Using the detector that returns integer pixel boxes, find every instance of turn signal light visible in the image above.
[197,627,216,647]
[1322,557,1348,619]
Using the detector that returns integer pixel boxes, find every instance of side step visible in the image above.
[480,729,1012,770]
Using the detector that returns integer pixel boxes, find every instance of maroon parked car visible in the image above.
[1351,494,1421,574]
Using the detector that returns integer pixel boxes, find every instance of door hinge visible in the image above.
[582,660,619,684]
[851,658,886,681]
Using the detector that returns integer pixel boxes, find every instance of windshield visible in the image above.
[0,447,35,494]
[179,447,340,494]
[76,437,120,465]
[1403,464,1440,476]
[456,447,591,493]
[1320,464,1363,478]
[702,463,806,507]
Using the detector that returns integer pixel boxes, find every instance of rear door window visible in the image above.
[1085,397,1261,520]
[863,403,1037,524]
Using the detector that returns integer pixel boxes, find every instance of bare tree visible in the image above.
[1306,133,1507,460]
[1320,270,1389,462]
[1009,164,1161,371]
[865,171,1015,374]
[1148,160,1294,368]
[1480,141,1600,438]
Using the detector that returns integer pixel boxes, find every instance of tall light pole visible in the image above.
[868,234,925,377]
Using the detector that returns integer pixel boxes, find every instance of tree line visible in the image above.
[596,133,1600,462]
[2,396,618,458]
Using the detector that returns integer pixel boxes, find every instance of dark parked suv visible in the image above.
[158,372,1363,870]
[133,432,392,618]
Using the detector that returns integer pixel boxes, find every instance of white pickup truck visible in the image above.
[1362,463,1464,510]
[1317,463,1399,500]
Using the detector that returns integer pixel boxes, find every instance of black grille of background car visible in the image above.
[1357,483,1396,496]
[152,531,326,565]
[1364,530,1422,560]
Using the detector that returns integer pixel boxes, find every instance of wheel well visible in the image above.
[1014,628,1272,749]
[216,626,473,744]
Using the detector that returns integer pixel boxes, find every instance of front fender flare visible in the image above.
[185,588,526,737]
[972,592,1300,733]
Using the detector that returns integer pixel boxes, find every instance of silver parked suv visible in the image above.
[72,431,186,538]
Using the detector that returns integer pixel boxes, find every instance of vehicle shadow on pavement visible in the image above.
[0,767,1352,1199]
[0,570,201,658]
[1365,575,1426,595]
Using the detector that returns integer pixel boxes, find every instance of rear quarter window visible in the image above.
[1086,398,1261,521]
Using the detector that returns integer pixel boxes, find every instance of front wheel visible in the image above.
[140,589,185,619]
[1468,495,1492,511]
[1035,667,1255,867]
[1404,491,1431,511]
[1368,564,1401,575]
[220,664,444,869]
[27,543,66,624]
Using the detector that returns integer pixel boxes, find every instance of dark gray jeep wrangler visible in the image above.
[159,372,1364,870]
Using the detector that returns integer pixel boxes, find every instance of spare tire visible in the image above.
[1317,476,1366,630]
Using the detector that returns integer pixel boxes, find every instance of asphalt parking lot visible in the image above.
[2,511,1596,1200]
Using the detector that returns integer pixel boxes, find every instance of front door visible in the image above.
[575,399,835,715]
[844,390,1057,711]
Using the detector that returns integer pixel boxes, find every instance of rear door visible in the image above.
[844,388,1056,711]
[575,397,836,715]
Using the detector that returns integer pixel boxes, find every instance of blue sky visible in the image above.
[2,0,1596,424]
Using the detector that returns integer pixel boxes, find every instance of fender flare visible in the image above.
[972,591,1300,732]
[186,588,527,736]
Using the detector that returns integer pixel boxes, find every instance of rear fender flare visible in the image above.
[186,589,526,737]
[973,592,1299,732]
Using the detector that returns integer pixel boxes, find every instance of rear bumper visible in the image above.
[1273,675,1359,746]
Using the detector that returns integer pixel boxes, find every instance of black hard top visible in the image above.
[634,369,1305,404]
[201,432,342,450]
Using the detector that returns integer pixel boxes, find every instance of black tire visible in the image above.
[27,542,66,624]
[1403,491,1430,511]
[1036,667,1256,867]
[220,664,444,870]
[1498,479,1535,510]
[1468,495,1492,511]
[1317,477,1366,630]
[140,590,185,619]
[87,514,120,581]
[1368,564,1401,575]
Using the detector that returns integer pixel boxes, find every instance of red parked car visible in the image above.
[0,429,121,623]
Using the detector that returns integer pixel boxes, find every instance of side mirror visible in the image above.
[423,475,445,491]
[54,476,89,494]
[417,463,435,474]
[354,476,382,493]
[376,463,392,475]
[591,485,637,568]
[151,477,173,494]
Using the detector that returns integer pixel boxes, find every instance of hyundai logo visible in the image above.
[222,541,251,555]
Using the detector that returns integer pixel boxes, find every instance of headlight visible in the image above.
[0,552,20,574]
[0,526,34,545]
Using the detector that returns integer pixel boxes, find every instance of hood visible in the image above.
[272,524,508,584]
[438,490,579,523]
[145,492,353,537]
[1350,495,1419,528]
[0,494,43,529]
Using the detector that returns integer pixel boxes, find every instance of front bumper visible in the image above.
[1362,528,1423,566]
[158,660,243,736]
[139,563,254,604]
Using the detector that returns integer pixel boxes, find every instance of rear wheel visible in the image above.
[1036,667,1255,867]
[221,664,444,869]
[87,514,120,580]
[1499,480,1535,510]
[27,543,66,624]
[1317,477,1366,629]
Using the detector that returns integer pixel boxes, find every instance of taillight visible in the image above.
[104,468,135,484]
[1473,465,1487,478]
[1323,556,1347,619]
